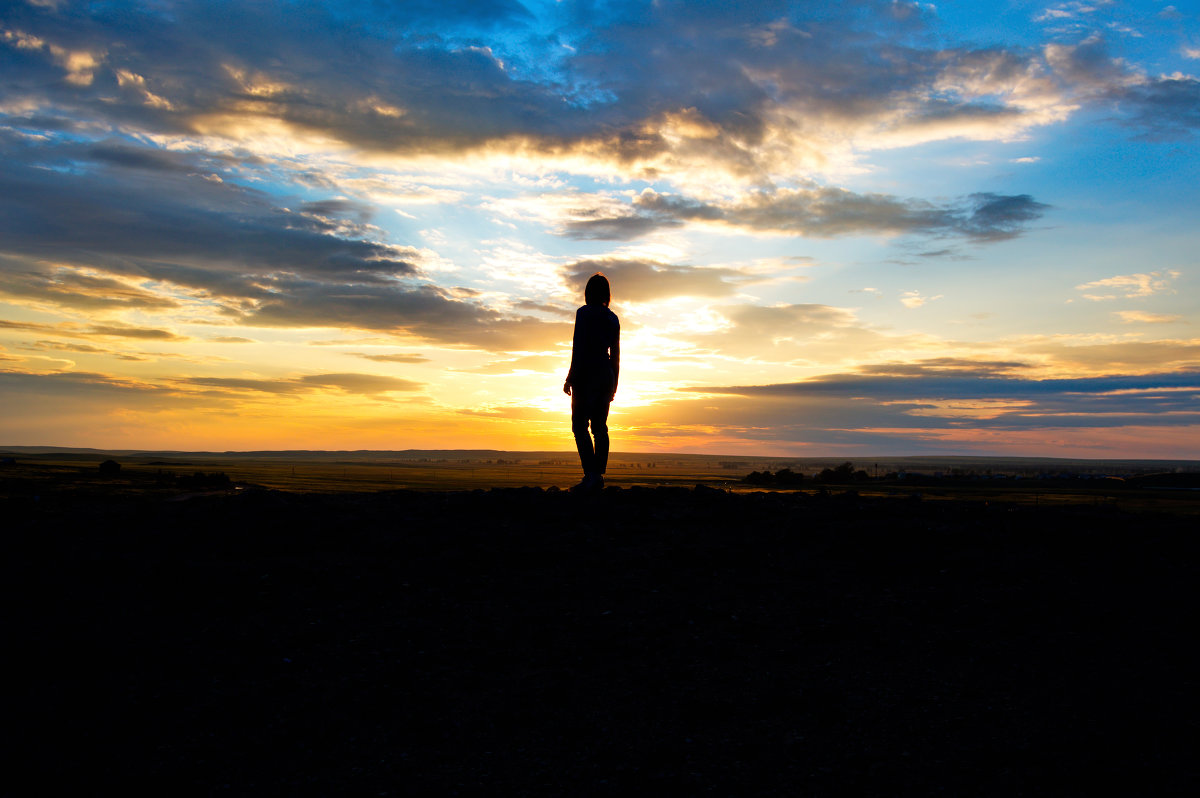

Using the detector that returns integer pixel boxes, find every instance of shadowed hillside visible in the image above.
[9,484,1196,794]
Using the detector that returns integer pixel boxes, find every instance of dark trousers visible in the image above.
[571,382,611,477]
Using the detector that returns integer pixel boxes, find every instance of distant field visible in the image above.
[1,451,755,492]
[3,448,1198,514]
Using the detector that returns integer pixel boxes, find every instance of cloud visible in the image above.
[88,324,188,341]
[1076,270,1180,300]
[1114,75,1200,139]
[0,259,181,311]
[559,212,677,241]
[854,358,1033,377]
[234,278,570,350]
[83,141,197,173]
[715,303,860,338]
[0,369,180,424]
[562,188,1049,242]
[0,319,72,333]
[0,0,1162,187]
[657,364,1200,443]
[1026,338,1200,373]
[1114,311,1183,324]
[0,153,420,289]
[298,198,376,224]
[900,290,944,309]
[180,372,423,396]
[1035,2,1109,24]
[1043,36,1200,139]
[27,340,111,354]
[0,139,566,351]
[689,368,1199,401]
[679,302,897,362]
[457,355,564,375]
[512,300,574,318]
[562,258,746,302]
[349,352,431,364]
[0,2,1193,457]
[297,373,424,394]
[0,317,188,342]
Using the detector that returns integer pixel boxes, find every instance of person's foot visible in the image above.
[570,474,603,493]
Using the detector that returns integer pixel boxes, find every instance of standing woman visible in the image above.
[563,273,620,492]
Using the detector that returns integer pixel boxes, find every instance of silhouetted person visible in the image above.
[563,272,620,492]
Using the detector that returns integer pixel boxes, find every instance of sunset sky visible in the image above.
[1,0,1197,457]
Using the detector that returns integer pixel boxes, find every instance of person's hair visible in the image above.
[584,272,611,307]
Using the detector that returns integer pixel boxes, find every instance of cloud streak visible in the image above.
[563,188,1049,242]
[181,372,424,396]
[1076,270,1180,300]
[562,258,746,302]
[641,363,1200,453]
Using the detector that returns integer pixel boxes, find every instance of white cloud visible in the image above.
[1115,310,1183,324]
[1076,270,1180,300]
[900,290,944,308]
[1035,1,1113,24]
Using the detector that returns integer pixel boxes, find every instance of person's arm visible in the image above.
[564,307,581,395]
[609,316,620,400]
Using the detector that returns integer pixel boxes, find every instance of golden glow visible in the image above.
[2,4,1196,459]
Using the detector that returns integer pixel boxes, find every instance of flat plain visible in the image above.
[7,448,1198,794]
[4,447,1198,514]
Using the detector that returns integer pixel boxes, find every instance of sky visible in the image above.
[1,0,1198,457]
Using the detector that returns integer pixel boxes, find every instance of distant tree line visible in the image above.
[95,460,232,488]
[743,467,803,486]
[743,462,870,487]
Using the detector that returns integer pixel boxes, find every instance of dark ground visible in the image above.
[9,485,1198,795]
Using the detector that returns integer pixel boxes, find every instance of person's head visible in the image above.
[584,272,611,307]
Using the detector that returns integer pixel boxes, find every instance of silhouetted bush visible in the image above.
[743,470,767,485]
[743,468,805,487]
[814,462,869,484]
[98,459,121,477]
[774,468,803,486]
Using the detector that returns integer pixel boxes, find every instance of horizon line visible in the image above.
[3,444,1198,466]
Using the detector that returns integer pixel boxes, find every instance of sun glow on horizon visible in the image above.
[1,1,1197,458]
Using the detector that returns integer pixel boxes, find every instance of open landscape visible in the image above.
[5,1,1199,793]
[7,447,1198,793]
[5,446,1199,513]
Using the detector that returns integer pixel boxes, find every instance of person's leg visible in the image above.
[592,397,611,476]
[571,391,595,477]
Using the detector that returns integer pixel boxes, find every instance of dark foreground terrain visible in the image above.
[10,486,1197,795]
